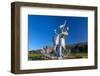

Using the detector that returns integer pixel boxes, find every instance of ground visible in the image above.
[28,51,88,60]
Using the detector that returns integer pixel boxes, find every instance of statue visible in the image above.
[53,20,69,59]
[41,20,69,60]
[53,29,60,57]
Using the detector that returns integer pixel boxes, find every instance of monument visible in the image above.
[53,20,69,59]
[41,20,69,59]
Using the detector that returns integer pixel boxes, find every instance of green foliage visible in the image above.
[68,42,88,53]
[28,51,43,60]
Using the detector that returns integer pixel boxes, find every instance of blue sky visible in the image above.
[28,15,88,50]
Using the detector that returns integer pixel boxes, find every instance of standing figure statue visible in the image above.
[59,20,69,59]
[53,20,69,59]
[53,29,60,57]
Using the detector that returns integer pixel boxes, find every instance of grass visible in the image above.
[28,52,44,60]
[70,53,88,58]
[28,51,88,60]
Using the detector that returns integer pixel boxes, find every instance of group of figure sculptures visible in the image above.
[41,20,71,59]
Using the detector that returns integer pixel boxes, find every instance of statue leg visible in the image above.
[53,45,56,51]
[59,46,62,57]
[57,46,62,59]
[53,45,58,57]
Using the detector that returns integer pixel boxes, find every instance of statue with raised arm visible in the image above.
[59,20,69,59]
[53,20,69,59]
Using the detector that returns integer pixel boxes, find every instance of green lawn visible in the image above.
[70,53,88,58]
[28,52,88,60]
[28,52,44,60]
